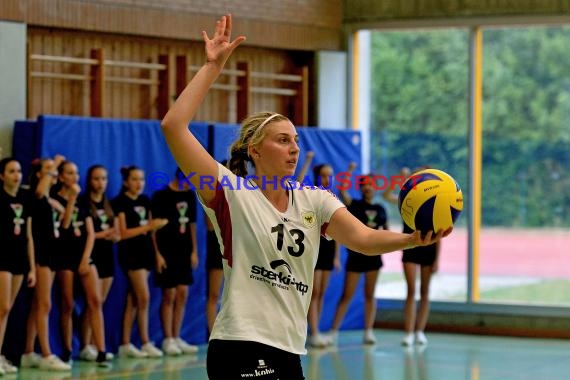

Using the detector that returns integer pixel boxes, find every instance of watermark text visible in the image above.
[147,171,420,192]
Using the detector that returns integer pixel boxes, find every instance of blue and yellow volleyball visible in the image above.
[398,168,463,235]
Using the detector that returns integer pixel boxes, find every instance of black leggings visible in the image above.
[207,339,305,380]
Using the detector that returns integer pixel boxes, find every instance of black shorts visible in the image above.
[402,244,437,266]
[34,245,55,270]
[118,248,154,272]
[207,340,304,380]
[0,248,29,275]
[206,231,223,271]
[91,249,115,279]
[52,250,84,272]
[154,254,193,289]
[315,238,335,271]
[345,250,383,272]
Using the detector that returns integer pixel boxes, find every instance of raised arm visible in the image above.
[35,154,65,199]
[339,161,357,206]
[61,184,80,229]
[382,166,410,204]
[326,207,450,255]
[161,14,245,204]
[296,151,314,183]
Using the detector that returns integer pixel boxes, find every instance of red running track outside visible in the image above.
[381,227,570,278]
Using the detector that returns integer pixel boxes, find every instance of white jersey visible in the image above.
[199,163,344,354]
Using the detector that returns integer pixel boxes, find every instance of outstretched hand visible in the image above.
[409,227,453,247]
[202,14,246,68]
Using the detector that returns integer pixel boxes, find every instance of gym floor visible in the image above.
[14,329,570,379]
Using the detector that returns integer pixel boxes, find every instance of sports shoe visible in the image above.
[415,331,428,345]
[309,333,329,348]
[95,351,113,368]
[327,330,339,346]
[363,329,377,345]
[20,352,42,368]
[79,345,97,361]
[118,343,148,358]
[0,355,18,374]
[141,342,163,358]
[162,338,182,356]
[175,337,199,354]
[401,333,415,346]
[0,361,5,376]
[38,354,72,371]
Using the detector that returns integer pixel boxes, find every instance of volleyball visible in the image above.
[398,168,463,236]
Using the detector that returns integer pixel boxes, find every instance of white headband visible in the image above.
[248,113,282,159]
[257,113,281,132]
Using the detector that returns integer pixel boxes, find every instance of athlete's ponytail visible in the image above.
[228,111,289,177]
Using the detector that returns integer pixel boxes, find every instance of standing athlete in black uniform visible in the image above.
[383,166,439,346]
[0,158,35,375]
[79,164,119,361]
[21,155,70,371]
[328,164,388,345]
[152,168,199,355]
[113,165,167,358]
[51,160,110,365]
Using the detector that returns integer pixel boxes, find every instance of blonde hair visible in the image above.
[228,111,290,177]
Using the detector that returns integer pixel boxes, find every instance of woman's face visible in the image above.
[252,120,300,179]
[39,159,57,186]
[59,162,79,188]
[89,167,108,195]
[125,169,145,195]
[361,179,376,200]
[1,160,23,189]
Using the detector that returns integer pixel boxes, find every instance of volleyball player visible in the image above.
[79,164,119,361]
[328,164,388,345]
[151,168,199,355]
[113,166,167,358]
[21,155,70,371]
[160,14,450,379]
[0,158,35,374]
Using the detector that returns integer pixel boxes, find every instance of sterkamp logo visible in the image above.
[250,260,309,295]
[270,259,292,273]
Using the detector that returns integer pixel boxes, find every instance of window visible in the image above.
[369,29,470,302]
[367,25,570,307]
[480,26,570,306]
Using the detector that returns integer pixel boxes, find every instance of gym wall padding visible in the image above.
[12,120,40,182]
[7,116,365,362]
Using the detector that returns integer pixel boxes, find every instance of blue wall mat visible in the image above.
[12,120,40,182]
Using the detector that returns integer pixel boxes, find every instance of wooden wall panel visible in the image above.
[28,28,307,123]
[0,0,25,21]
[2,0,343,51]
